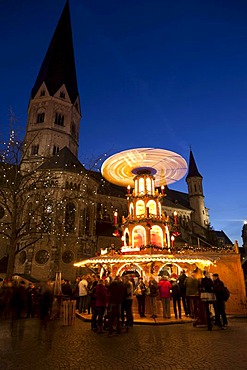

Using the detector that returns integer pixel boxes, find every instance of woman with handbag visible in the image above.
[135,278,147,318]
[198,271,214,330]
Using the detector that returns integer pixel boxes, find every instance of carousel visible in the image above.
[74,148,215,280]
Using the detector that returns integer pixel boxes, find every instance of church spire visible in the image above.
[22,1,81,171]
[186,149,202,180]
[31,1,79,103]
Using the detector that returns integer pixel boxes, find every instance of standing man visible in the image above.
[184,272,200,318]
[158,276,172,319]
[178,270,189,316]
[149,276,159,319]
[212,273,228,329]
[121,275,134,329]
[78,275,88,314]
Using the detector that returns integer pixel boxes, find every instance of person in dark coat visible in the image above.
[212,273,228,329]
[89,276,99,331]
[11,280,27,320]
[39,280,53,329]
[121,275,134,329]
[135,277,147,318]
[149,276,159,319]
[178,270,189,316]
[94,280,108,333]
[184,272,200,318]
[170,275,181,319]
[108,276,124,336]
[196,271,214,330]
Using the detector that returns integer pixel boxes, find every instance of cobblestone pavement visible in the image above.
[0,317,247,370]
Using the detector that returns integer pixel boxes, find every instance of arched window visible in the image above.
[129,202,134,216]
[136,200,145,217]
[133,225,146,247]
[147,200,156,216]
[124,228,130,246]
[150,225,163,247]
[65,202,76,232]
[139,178,145,195]
[146,177,151,194]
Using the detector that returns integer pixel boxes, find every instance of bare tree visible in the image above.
[0,124,60,277]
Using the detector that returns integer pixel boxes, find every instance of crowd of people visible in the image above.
[0,270,229,334]
[0,279,54,329]
[72,270,229,334]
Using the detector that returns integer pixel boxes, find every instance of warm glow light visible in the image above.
[73,254,214,267]
[101,148,188,187]
[121,246,140,253]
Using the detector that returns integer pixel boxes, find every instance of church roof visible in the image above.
[88,170,127,197]
[38,147,86,172]
[163,187,190,210]
[186,149,202,179]
[31,1,79,103]
[215,230,233,245]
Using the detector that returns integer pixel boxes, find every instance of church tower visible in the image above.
[22,2,81,170]
[186,150,209,230]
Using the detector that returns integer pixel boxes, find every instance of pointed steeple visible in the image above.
[186,149,202,180]
[31,1,79,103]
[22,1,81,171]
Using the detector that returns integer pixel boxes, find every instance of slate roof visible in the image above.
[31,1,79,103]
[88,170,127,198]
[38,147,86,173]
[163,187,191,210]
[186,149,202,179]
[215,230,233,245]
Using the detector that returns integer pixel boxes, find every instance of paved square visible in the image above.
[0,317,247,369]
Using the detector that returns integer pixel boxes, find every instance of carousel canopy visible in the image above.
[101,148,188,187]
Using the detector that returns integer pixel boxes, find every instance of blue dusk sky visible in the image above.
[0,0,247,246]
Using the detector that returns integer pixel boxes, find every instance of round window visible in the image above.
[35,249,50,265]
[62,250,74,264]
[18,251,27,265]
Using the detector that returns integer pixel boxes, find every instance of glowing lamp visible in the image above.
[113,229,120,237]
[114,211,118,225]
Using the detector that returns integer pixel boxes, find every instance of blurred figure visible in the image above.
[39,280,53,330]
[95,279,108,333]
[26,283,38,318]
[121,275,134,329]
[178,270,189,316]
[170,275,181,319]
[149,276,159,319]
[108,276,124,336]
[72,277,80,309]
[11,280,27,320]
[61,279,72,298]
[90,275,99,331]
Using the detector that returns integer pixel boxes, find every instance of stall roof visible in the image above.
[74,254,215,267]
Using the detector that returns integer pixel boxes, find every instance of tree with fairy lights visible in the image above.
[0,125,61,278]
